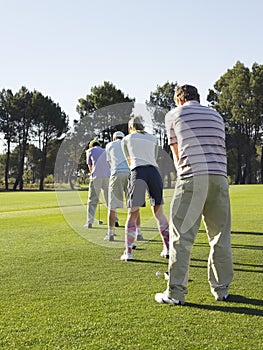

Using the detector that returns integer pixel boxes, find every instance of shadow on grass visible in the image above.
[140,227,159,232]
[129,256,263,274]
[112,239,161,246]
[126,259,169,265]
[190,258,263,273]
[187,295,263,317]
[233,261,263,268]
[232,244,263,250]
[231,231,263,236]
[233,267,263,273]
[194,242,263,251]
[190,266,263,273]
[198,229,263,236]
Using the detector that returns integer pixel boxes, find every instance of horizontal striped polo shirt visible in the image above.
[165,101,227,179]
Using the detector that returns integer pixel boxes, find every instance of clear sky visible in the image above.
[1,0,263,126]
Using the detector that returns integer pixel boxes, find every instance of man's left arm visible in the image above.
[165,112,178,164]
[121,139,131,167]
[86,150,93,173]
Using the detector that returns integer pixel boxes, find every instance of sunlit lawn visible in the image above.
[0,185,262,349]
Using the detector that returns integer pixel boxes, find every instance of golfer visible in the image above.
[155,84,234,305]
[120,116,169,261]
[84,139,110,228]
[104,131,143,241]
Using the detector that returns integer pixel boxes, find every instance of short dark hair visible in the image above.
[175,85,200,103]
[89,139,101,147]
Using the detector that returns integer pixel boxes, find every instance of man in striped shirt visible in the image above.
[155,85,234,306]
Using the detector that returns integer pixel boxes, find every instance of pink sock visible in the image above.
[158,221,169,250]
[125,222,136,254]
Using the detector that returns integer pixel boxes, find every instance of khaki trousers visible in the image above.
[168,175,233,302]
[87,177,109,225]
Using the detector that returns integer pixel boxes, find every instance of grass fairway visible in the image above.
[0,185,262,349]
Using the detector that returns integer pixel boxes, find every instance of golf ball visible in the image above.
[156,271,161,277]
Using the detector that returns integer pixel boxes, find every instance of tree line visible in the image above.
[0,87,69,190]
[0,61,262,190]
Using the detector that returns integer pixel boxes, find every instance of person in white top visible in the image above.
[120,116,169,261]
[104,131,143,241]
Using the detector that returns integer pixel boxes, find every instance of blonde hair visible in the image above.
[128,115,144,131]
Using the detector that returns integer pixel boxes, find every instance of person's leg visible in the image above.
[203,175,233,300]
[113,173,128,227]
[103,209,117,241]
[108,173,127,235]
[147,167,169,254]
[121,169,145,260]
[136,211,143,240]
[166,177,204,302]
[106,175,117,239]
[125,207,140,254]
[108,209,116,233]
[136,212,141,227]
[126,168,147,208]
[152,204,169,254]
[102,177,109,207]
[87,178,100,225]
[115,214,119,227]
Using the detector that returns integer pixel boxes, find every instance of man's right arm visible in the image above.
[105,144,112,168]
[165,112,178,166]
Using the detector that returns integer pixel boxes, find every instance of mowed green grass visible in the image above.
[0,185,262,350]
